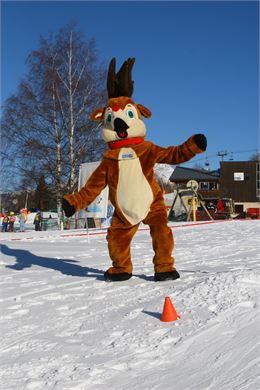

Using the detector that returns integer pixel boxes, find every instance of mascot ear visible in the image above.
[90,108,104,121]
[137,104,152,118]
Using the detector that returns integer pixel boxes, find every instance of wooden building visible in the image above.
[169,161,260,216]
[219,161,260,213]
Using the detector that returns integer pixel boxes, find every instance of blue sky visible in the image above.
[1,1,259,170]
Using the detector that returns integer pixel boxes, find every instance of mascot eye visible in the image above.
[106,113,112,125]
[127,109,135,119]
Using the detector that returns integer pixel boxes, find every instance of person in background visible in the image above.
[19,209,27,232]
[8,212,16,232]
[34,210,42,231]
[2,214,9,232]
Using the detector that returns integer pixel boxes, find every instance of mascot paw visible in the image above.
[194,134,207,151]
[154,270,180,282]
[104,271,132,282]
[62,198,75,218]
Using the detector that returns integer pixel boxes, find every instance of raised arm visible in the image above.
[153,134,207,164]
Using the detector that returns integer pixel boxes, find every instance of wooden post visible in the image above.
[192,196,197,221]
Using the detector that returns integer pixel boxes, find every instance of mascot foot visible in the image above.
[104,271,132,282]
[154,270,180,282]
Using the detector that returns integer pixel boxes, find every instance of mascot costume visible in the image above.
[62,58,207,282]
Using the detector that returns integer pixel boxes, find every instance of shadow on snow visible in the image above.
[2,244,104,279]
[142,310,161,320]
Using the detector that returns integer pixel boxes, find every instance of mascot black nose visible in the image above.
[114,118,129,139]
[114,118,129,132]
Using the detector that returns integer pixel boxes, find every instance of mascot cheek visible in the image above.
[127,120,147,139]
[102,128,117,143]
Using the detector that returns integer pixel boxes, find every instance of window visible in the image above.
[200,182,209,190]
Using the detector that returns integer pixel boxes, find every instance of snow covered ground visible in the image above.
[0,220,260,390]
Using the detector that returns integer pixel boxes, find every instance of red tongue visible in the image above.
[119,131,127,138]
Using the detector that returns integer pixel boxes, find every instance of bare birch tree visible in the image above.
[1,23,106,221]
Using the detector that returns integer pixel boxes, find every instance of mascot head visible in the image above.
[91,58,151,146]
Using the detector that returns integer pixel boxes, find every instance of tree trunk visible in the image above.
[56,140,62,228]
[68,32,75,194]
[52,81,63,228]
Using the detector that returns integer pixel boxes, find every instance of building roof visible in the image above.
[170,166,219,182]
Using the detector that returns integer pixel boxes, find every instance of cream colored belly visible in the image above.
[117,156,154,225]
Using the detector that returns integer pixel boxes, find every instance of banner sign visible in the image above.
[154,163,175,183]
[78,161,108,218]
[234,172,244,181]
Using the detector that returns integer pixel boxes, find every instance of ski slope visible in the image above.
[0,220,260,390]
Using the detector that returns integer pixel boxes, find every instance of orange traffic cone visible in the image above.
[160,296,180,322]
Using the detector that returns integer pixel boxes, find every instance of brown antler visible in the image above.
[107,57,135,98]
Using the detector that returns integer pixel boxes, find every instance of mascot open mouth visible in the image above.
[114,118,129,139]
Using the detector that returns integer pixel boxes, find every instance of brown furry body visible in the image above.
[64,137,204,275]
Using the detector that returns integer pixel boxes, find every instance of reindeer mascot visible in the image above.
[62,58,207,282]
